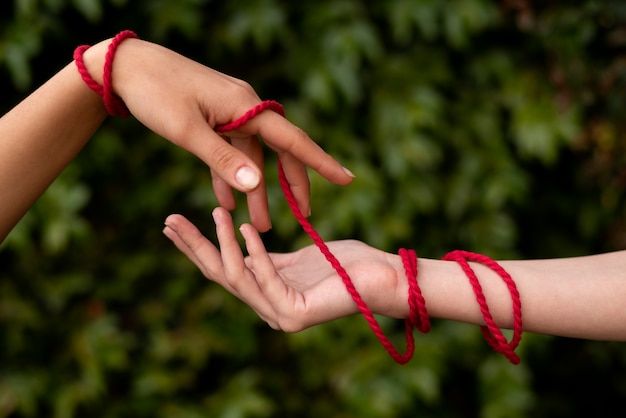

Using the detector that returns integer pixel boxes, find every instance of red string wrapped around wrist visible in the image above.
[442,250,523,364]
[74,30,138,117]
[400,248,430,333]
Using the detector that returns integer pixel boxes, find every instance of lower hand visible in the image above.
[162,208,405,331]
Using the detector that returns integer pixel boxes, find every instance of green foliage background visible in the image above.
[2,0,626,416]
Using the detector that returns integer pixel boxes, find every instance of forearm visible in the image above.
[0,42,109,242]
[392,251,626,340]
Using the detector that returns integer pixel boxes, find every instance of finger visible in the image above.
[240,111,355,185]
[239,223,290,306]
[210,168,236,210]
[165,214,279,328]
[163,214,236,293]
[212,208,281,322]
[163,224,206,271]
[231,136,271,232]
[175,121,262,193]
[212,207,246,279]
[277,152,310,216]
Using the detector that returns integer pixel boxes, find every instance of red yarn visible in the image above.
[276,159,416,364]
[73,45,103,96]
[216,100,427,364]
[400,248,430,333]
[102,30,137,116]
[442,250,523,364]
[217,100,522,364]
[73,30,138,117]
[217,100,284,132]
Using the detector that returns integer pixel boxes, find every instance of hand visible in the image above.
[162,208,406,331]
[83,38,354,232]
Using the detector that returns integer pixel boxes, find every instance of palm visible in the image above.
[164,212,403,332]
[259,240,401,330]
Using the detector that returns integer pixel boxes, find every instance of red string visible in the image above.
[73,45,103,96]
[221,101,523,364]
[216,100,428,364]
[74,30,138,117]
[442,250,523,364]
[72,32,523,363]
[400,248,430,333]
[102,30,137,116]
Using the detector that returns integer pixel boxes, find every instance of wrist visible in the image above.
[387,253,461,321]
[75,32,138,116]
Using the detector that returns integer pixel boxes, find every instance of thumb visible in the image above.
[180,123,262,192]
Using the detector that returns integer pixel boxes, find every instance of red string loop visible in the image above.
[74,30,138,117]
[442,250,523,364]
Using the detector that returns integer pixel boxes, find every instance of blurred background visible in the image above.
[2,0,626,416]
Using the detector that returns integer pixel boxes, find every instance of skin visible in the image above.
[0,37,354,242]
[4,35,625,344]
[164,208,626,341]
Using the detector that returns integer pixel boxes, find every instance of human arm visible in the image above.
[163,208,626,340]
[0,36,354,242]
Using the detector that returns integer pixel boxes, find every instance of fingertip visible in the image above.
[164,214,179,226]
[235,165,261,191]
[342,166,356,178]
[297,200,311,218]
[162,225,176,240]
[238,223,255,238]
[212,207,230,224]
[333,166,356,186]
[239,224,265,251]
[252,218,272,233]
[164,213,190,231]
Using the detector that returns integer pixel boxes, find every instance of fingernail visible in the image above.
[212,208,221,224]
[342,166,356,178]
[162,226,174,240]
[235,166,260,190]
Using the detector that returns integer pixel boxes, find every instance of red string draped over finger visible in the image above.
[216,101,284,132]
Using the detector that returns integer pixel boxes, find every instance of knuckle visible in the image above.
[223,272,240,292]
[226,79,257,100]
[238,80,256,96]
[285,127,309,153]
[211,144,238,172]
[276,315,302,333]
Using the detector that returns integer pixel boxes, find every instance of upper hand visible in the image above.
[84,38,354,232]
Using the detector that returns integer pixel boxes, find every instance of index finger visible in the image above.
[241,111,355,186]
